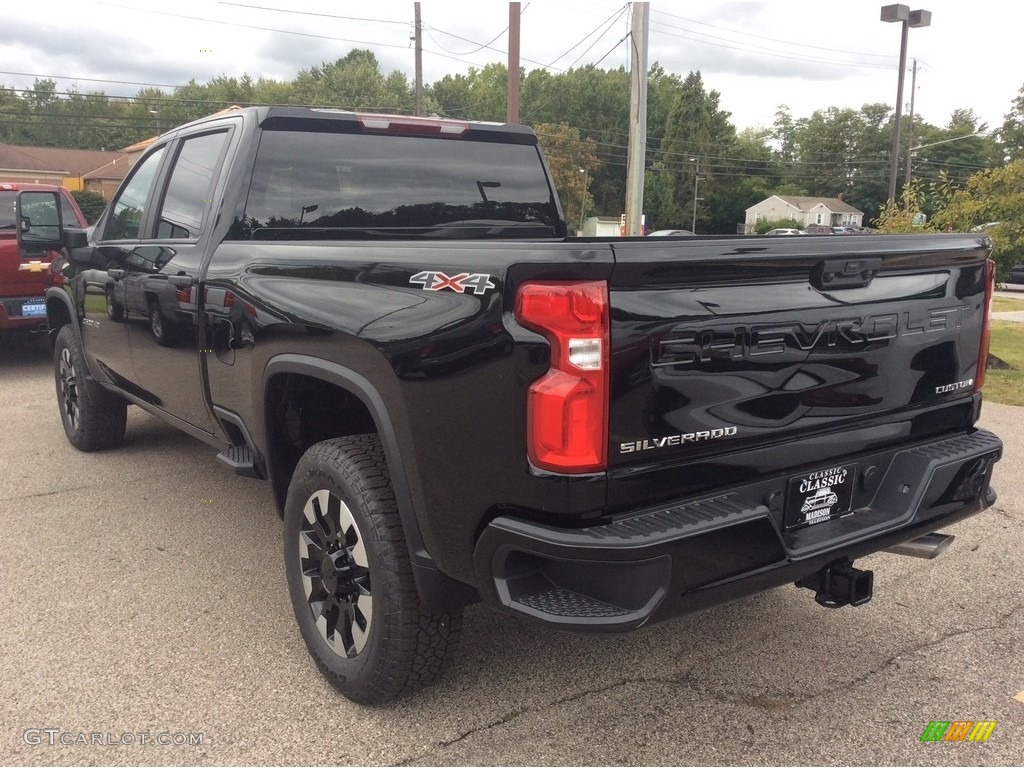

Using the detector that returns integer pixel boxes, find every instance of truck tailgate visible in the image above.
[606,234,991,503]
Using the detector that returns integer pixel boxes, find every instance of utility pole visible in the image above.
[691,156,701,232]
[624,2,649,236]
[414,3,424,116]
[903,58,917,195]
[507,2,521,124]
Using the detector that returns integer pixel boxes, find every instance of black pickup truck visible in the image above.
[17,106,1002,704]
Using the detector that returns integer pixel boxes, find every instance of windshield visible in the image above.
[235,130,563,240]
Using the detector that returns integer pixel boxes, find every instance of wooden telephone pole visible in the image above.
[507,2,521,124]
[624,3,649,236]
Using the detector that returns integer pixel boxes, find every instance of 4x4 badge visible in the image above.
[410,271,495,295]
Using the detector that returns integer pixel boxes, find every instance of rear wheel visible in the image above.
[284,435,461,704]
[148,299,175,346]
[53,325,127,451]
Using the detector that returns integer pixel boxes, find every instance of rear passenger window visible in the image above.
[155,131,230,239]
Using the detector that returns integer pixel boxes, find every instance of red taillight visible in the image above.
[976,259,995,391]
[515,281,609,473]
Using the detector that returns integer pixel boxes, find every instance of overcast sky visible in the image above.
[1,0,1019,136]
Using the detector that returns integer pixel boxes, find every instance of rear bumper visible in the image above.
[472,428,1002,630]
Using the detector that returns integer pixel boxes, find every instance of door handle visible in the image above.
[107,268,125,280]
[810,258,882,290]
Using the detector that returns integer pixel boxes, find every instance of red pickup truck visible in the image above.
[0,182,88,338]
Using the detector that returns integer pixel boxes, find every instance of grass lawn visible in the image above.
[985,320,1024,406]
[992,295,1024,313]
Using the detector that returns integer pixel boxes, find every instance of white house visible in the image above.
[744,195,864,233]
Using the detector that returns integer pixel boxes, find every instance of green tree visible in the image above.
[930,161,1024,280]
[707,128,779,234]
[999,84,1024,162]
[71,189,108,223]
[0,85,33,144]
[428,72,473,118]
[874,180,932,233]
[533,122,600,232]
[657,72,737,233]
[293,50,412,112]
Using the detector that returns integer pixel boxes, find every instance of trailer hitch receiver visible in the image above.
[796,559,873,609]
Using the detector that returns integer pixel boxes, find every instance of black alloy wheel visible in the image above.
[299,488,374,657]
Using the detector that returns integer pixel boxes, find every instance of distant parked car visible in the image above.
[648,229,694,236]
[832,226,858,234]
[766,228,802,236]
[1008,264,1024,284]
[801,225,832,234]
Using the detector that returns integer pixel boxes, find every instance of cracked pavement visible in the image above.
[1,338,1022,766]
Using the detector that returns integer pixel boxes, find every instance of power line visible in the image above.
[98,2,417,52]
[648,7,896,62]
[521,29,629,122]
[547,5,628,70]
[0,71,184,90]
[214,3,410,25]
[646,23,896,70]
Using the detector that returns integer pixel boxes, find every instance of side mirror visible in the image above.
[62,228,94,265]
[16,191,64,255]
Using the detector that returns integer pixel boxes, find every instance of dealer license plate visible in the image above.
[784,464,855,530]
[21,301,46,318]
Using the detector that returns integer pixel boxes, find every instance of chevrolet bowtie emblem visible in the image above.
[18,261,49,273]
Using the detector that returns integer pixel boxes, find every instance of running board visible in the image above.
[217,445,261,478]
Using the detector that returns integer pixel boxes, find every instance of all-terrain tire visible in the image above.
[53,325,127,451]
[283,435,462,704]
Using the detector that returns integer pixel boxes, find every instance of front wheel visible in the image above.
[283,435,461,704]
[53,325,127,451]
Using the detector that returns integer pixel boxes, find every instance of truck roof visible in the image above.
[173,105,540,145]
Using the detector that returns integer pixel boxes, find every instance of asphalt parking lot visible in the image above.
[1,338,1022,766]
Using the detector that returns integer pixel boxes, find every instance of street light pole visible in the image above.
[881,4,931,203]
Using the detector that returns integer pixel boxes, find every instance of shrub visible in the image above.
[755,217,803,234]
[71,189,107,225]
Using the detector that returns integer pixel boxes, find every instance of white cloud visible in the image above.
[1,0,1018,133]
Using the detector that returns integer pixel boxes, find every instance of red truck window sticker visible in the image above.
[410,271,496,295]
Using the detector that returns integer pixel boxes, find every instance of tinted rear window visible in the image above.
[234,131,563,240]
